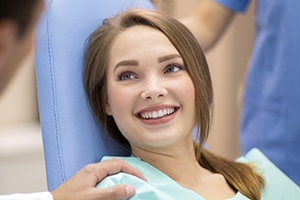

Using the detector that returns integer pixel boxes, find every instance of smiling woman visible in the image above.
[84,8,265,200]
[104,24,195,147]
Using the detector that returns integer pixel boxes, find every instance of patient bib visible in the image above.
[97,156,248,199]
[97,148,300,199]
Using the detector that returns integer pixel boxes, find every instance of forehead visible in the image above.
[109,25,179,60]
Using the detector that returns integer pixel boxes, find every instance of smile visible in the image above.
[139,107,176,119]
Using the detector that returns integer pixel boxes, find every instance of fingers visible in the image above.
[52,159,142,200]
[107,159,147,181]
[78,159,147,183]
[95,185,135,200]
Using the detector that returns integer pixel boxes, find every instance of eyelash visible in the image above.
[164,63,184,74]
[117,63,184,81]
[117,70,137,81]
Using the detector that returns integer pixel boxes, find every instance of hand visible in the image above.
[51,158,146,200]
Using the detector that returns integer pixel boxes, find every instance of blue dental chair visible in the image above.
[35,0,154,191]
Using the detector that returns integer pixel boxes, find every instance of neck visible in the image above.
[131,144,236,199]
[131,143,211,187]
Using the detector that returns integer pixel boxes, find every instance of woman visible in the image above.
[84,8,264,199]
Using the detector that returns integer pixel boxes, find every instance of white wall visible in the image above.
[0,53,47,194]
[0,124,47,194]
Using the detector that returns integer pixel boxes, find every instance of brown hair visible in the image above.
[0,0,41,37]
[84,8,264,199]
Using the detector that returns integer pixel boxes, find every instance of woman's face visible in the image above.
[105,25,196,154]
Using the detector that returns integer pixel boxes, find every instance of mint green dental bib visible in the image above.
[97,148,300,199]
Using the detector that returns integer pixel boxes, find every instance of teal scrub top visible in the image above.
[97,148,300,199]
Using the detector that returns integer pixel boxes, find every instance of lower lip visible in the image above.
[137,109,178,126]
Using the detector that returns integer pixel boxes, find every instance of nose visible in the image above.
[141,81,168,101]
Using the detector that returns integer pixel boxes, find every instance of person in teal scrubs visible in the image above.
[163,0,300,185]
[83,8,270,199]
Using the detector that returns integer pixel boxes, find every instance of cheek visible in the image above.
[178,77,196,122]
[186,84,196,115]
[178,77,195,104]
[107,88,137,143]
[18,30,34,64]
[106,83,134,116]
[185,80,195,99]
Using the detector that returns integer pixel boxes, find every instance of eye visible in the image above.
[164,63,183,74]
[117,71,137,81]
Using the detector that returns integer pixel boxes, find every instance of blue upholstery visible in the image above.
[35,0,155,191]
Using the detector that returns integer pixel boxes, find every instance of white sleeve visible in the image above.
[0,192,53,200]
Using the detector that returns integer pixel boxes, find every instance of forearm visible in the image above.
[181,0,235,51]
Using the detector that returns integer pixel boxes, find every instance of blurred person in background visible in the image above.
[152,0,300,185]
[0,0,146,199]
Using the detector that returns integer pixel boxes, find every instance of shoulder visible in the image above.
[98,156,203,199]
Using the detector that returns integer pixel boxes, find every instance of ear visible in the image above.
[105,101,112,115]
[0,20,16,66]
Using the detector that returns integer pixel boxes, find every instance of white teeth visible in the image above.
[140,108,175,119]
[158,110,164,117]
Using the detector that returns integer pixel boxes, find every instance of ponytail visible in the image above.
[197,147,265,200]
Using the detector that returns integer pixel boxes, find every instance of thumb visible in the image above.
[95,185,136,200]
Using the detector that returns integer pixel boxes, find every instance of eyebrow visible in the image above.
[157,54,181,63]
[113,54,181,72]
[114,60,139,72]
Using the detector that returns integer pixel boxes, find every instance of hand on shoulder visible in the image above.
[51,159,146,200]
